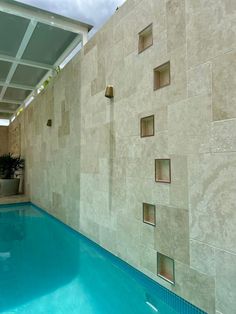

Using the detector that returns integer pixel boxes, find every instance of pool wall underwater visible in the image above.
[0,202,206,314]
[7,0,236,313]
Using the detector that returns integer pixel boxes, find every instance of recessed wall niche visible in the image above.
[157,252,175,285]
[143,203,156,226]
[140,115,154,137]
[138,24,153,53]
[155,159,171,183]
[154,62,170,90]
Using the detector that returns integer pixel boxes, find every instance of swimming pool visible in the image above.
[0,203,206,314]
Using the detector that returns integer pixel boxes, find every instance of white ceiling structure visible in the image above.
[0,0,93,123]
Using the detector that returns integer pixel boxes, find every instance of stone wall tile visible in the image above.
[186,0,236,68]
[215,249,236,314]
[212,51,236,121]
[189,153,236,253]
[154,205,190,265]
[190,240,216,277]
[210,119,236,153]
[173,261,215,314]
[166,0,186,52]
[187,62,212,97]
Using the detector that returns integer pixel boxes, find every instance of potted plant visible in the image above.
[0,153,24,196]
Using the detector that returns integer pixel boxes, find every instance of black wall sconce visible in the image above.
[47,119,52,127]
[105,85,114,98]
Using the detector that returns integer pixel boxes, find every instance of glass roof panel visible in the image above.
[0,60,12,81]
[22,23,77,65]
[0,11,30,57]
[11,64,47,87]
[0,113,11,120]
[0,102,20,111]
[4,87,31,101]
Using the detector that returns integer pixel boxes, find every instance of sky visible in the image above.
[17,0,127,34]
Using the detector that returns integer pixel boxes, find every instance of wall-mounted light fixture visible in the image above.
[47,119,52,127]
[105,85,114,98]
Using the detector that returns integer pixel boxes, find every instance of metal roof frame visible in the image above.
[0,0,93,120]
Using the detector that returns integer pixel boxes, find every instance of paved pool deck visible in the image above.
[0,194,30,205]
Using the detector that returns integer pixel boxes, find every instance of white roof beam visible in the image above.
[0,108,16,113]
[1,99,23,105]
[0,20,37,100]
[0,80,34,91]
[82,31,88,45]
[0,53,54,70]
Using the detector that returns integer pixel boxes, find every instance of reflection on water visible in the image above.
[0,210,25,253]
[0,204,203,314]
[0,205,80,313]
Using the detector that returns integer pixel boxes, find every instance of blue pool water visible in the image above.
[0,203,206,314]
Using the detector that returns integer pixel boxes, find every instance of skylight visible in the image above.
[0,0,92,121]
[0,119,10,126]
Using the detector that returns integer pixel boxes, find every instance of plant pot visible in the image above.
[0,178,20,196]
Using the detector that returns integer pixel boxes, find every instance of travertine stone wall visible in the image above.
[9,1,236,313]
[8,124,21,155]
[0,126,9,155]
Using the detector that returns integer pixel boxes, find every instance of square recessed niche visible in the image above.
[154,62,170,90]
[140,115,154,137]
[155,159,171,183]
[157,252,175,285]
[138,24,153,54]
[143,203,156,226]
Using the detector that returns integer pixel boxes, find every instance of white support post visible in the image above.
[82,31,88,46]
